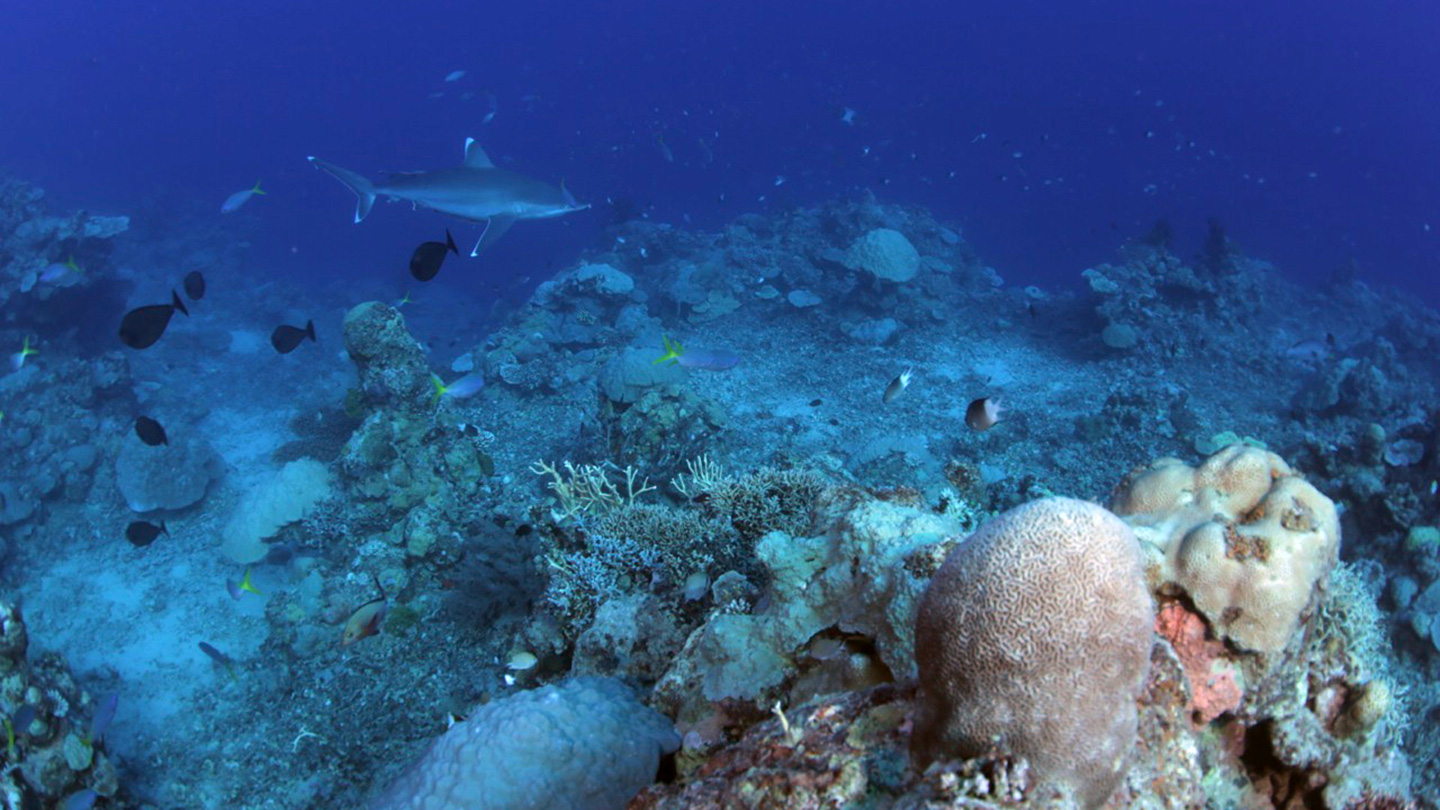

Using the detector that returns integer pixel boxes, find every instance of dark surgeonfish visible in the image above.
[183,270,206,301]
[271,320,316,354]
[134,415,168,446]
[409,229,459,282]
[119,290,188,349]
[125,520,167,547]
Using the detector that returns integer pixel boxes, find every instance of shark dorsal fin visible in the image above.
[463,138,494,169]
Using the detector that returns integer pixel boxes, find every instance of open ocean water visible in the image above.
[0,1,1438,808]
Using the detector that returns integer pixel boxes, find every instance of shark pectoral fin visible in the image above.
[470,217,515,257]
[463,138,495,169]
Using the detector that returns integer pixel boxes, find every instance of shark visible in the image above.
[307,138,590,256]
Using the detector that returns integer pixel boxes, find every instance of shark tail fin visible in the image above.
[307,157,376,223]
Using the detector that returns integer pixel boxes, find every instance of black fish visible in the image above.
[409,229,459,282]
[125,520,167,547]
[270,320,316,354]
[134,415,167,446]
[118,290,188,349]
[183,270,206,301]
[119,300,179,349]
[198,641,233,666]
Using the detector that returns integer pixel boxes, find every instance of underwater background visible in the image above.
[0,0,1438,807]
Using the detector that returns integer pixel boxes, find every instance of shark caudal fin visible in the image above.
[307,157,377,223]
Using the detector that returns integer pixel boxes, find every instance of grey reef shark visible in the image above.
[307,138,589,256]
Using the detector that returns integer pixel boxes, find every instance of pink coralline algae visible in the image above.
[1154,602,1244,726]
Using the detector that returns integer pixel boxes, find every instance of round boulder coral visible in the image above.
[844,228,920,283]
[372,677,678,810]
[912,497,1154,810]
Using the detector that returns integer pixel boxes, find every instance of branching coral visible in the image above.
[531,459,657,520]
[671,454,728,499]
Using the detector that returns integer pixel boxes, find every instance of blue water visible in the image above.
[4,2,1440,807]
[4,0,1437,301]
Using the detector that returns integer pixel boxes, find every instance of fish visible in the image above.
[883,367,914,403]
[1285,333,1336,363]
[341,576,389,646]
[444,69,466,82]
[8,704,36,756]
[307,138,590,257]
[965,397,1004,431]
[841,107,856,125]
[226,566,263,600]
[655,134,674,163]
[431,372,485,402]
[221,181,266,213]
[61,790,97,810]
[260,541,321,566]
[125,520,167,547]
[11,705,36,736]
[682,570,710,602]
[652,335,739,371]
[506,650,538,671]
[134,415,167,446]
[39,256,81,285]
[8,336,37,373]
[119,290,188,350]
[270,320,316,354]
[89,692,118,744]
[409,229,460,282]
[183,270,206,300]
[198,641,236,679]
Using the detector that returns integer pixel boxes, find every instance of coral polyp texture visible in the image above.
[370,677,679,810]
[1111,443,1341,661]
[911,497,1155,810]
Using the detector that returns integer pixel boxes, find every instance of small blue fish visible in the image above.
[8,336,37,373]
[652,336,738,371]
[90,692,119,744]
[221,181,266,213]
[11,704,36,735]
[431,372,485,401]
[40,255,82,285]
[62,790,97,810]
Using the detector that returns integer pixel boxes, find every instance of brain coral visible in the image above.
[913,497,1154,809]
[372,677,679,810]
[844,228,920,283]
[1110,444,1340,658]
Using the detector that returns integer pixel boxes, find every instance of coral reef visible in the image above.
[0,602,121,806]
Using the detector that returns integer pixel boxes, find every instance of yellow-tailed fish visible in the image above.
[221,181,266,213]
[9,336,37,373]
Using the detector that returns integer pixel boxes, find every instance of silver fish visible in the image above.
[883,367,914,403]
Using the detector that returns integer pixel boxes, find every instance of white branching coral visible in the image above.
[530,460,657,520]
[671,454,728,499]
